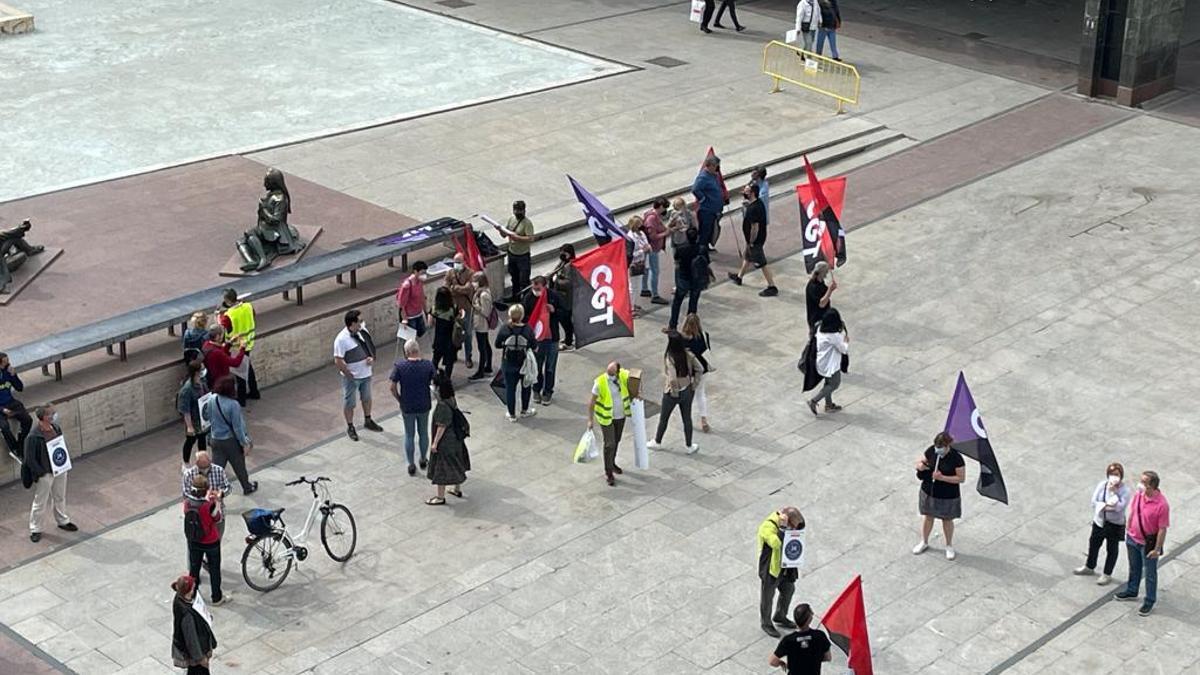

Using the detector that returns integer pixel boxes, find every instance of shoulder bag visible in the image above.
[1135,493,1158,551]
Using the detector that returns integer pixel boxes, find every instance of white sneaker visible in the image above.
[181,462,190,475]
[945,547,957,561]
[647,440,661,450]
[912,541,928,555]
[210,594,231,607]
[505,414,517,422]
[1097,574,1111,585]
[686,444,699,455]
[520,408,537,418]
[1073,566,1095,576]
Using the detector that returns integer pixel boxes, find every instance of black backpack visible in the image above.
[183,502,208,543]
[502,330,529,366]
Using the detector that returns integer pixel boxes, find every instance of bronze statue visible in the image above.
[236,168,307,272]
[0,220,45,294]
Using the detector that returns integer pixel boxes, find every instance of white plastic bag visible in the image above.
[689,0,705,23]
[573,429,599,463]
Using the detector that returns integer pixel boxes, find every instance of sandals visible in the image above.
[425,497,446,506]
[449,489,465,499]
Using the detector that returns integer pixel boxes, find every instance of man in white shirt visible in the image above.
[334,310,382,441]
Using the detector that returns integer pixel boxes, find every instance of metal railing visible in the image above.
[762,40,860,113]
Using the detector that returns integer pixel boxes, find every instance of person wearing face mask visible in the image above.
[1114,470,1170,616]
[1074,462,1131,585]
[24,404,78,543]
[444,253,476,371]
[640,199,671,305]
[727,180,778,297]
[550,245,577,350]
[587,361,635,486]
[496,200,535,302]
[521,276,565,405]
[913,432,966,560]
[396,260,430,338]
[177,361,210,471]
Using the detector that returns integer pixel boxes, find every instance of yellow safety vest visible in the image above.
[225,302,257,350]
[757,512,785,578]
[592,370,631,426]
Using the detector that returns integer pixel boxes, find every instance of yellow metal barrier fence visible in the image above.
[761,40,860,113]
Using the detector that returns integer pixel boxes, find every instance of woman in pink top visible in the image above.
[1114,470,1169,616]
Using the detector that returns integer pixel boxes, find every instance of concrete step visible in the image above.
[0,2,33,35]
[520,125,911,278]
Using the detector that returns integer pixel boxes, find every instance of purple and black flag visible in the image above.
[568,176,628,244]
[944,372,1008,504]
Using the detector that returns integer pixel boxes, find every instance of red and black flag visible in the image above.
[702,146,729,203]
[529,289,551,342]
[453,225,486,273]
[796,156,847,272]
[822,575,873,675]
[944,372,1009,504]
[569,240,633,348]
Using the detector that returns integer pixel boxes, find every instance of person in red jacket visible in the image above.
[184,474,227,605]
[201,326,246,396]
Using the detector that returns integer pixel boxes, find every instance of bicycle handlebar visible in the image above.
[285,476,331,486]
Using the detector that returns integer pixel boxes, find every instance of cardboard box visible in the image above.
[627,368,643,398]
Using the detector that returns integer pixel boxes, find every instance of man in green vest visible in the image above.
[758,506,805,637]
[587,361,634,487]
[220,289,260,406]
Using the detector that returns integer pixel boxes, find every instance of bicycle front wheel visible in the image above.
[242,532,293,592]
[321,504,357,562]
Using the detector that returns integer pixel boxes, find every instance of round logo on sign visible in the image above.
[970,408,988,438]
[52,448,67,466]
[785,539,803,560]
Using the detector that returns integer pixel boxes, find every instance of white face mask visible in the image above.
[50,411,61,426]
[1136,483,1146,493]
[934,445,949,457]
[1107,475,1120,487]
[454,263,464,272]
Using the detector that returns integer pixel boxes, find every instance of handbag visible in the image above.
[629,260,646,277]
[1135,492,1158,551]
[689,0,705,23]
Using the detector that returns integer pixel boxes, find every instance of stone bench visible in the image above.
[0,3,33,35]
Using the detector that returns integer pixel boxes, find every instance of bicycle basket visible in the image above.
[242,508,277,537]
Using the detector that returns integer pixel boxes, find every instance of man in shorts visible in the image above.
[727,180,778,297]
[333,310,383,441]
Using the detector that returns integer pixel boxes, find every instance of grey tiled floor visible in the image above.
[4,114,1200,674]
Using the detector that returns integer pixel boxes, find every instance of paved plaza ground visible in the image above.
[3,1,1200,674]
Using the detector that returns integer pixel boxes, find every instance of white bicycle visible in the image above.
[240,476,357,592]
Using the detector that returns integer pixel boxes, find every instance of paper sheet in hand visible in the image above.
[230,353,251,381]
[782,529,806,569]
[197,392,216,432]
[631,399,649,470]
[396,322,417,342]
[786,29,799,44]
[192,593,215,631]
[47,435,72,476]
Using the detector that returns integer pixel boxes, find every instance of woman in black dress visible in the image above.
[425,374,470,505]
[431,286,461,377]
[913,431,967,561]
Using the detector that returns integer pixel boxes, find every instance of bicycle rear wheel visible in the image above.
[241,532,293,592]
[321,504,357,562]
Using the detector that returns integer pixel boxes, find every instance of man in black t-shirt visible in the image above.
[727,182,779,297]
[770,603,832,674]
[805,261,836,333]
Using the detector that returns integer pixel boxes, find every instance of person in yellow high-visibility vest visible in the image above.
[219,289,260,406]
[586,361,636,486]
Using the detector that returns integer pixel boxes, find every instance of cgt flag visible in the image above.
[568,175,628,244]
[453,225,486,272]
[821,575,873,675]
[796,156,847,272]
[569,240,633,348]
[944,372,1009,504]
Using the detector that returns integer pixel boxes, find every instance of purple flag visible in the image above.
[944,372,1008,504]
[568,176,628,243]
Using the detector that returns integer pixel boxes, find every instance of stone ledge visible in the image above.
[0,3,33,35]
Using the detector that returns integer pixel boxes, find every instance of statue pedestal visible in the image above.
[0,247,63,305]
[0,3,34,36]
[219,225,323,278]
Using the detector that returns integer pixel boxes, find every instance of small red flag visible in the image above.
[821,575,873,675]
[454,226,485,273]
[530,288,551,342]
[703,146,729,203]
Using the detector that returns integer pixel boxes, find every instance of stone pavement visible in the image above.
[3,112,1200,674]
